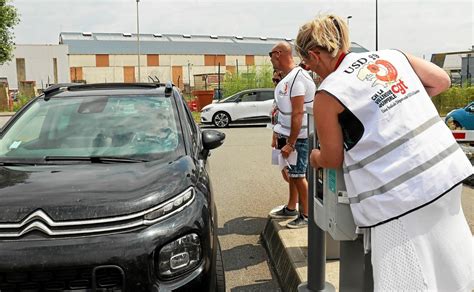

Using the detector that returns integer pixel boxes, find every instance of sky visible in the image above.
[11,0,474,59]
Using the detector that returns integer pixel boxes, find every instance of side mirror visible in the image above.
[201,130,225,158]
[235,98,241,103]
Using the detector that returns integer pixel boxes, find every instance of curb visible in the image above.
[261,219,305,292]
[261,218,341,292]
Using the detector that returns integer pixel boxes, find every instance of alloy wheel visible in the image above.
[213,112,229,128]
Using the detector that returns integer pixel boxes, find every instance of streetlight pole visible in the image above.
[375,0,378,50]
[347,15,352,27]
[136,0,141,82]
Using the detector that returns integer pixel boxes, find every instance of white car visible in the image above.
[200,88,274,127]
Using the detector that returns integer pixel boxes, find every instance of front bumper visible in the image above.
[200,111,213,124]
[0,194,216,292]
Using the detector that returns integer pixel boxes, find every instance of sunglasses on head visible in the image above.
[269,50,282,57]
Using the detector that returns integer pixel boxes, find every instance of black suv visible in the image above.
[0,83,226,291]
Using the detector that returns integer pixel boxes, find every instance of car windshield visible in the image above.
[0,94,183,162]
[219,93,240,103]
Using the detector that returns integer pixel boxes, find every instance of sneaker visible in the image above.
[286,214,308,229]
[268,205,298,219]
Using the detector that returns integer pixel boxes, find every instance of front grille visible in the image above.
[0,187,194,239]
[0,266,125,292]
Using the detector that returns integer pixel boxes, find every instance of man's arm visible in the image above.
[280,95,304,158]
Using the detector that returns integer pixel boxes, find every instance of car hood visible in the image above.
[201,104,216,110]
[0,156,196,222]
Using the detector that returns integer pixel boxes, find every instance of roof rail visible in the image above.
[67,83,162,91]
[165,81,173,97]
[43,83,177,100]
[43,83,83,100]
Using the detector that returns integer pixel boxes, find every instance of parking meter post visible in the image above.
[298,155,325,291]
[340,237,374,291]
[298,126,335,292]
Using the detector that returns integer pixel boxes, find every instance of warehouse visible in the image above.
[0,44,70,90]
[60,32,368,90]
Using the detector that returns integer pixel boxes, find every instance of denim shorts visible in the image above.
[289,138,309,178]
[277,134,308,178]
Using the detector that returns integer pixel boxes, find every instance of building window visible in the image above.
[96,54,109,67]
[147,54,159,66]
[70,67,83,82]
[204,55,226,66]
[245,55,255,66]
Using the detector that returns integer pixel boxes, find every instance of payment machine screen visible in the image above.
[316,168,324,203]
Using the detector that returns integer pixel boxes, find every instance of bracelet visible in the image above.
[286,142,295,150]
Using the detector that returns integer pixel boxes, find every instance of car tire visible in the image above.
[213,112,230,128]
[215,239,226,292]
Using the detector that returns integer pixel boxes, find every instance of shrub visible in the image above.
[221,64,274,97]
[12,93,33,112]
[432,86,474,115]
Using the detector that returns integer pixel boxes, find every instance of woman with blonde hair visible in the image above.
[296,14,473,291]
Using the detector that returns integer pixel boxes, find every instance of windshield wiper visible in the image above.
[0,160,46,166]
[44,156,148,163]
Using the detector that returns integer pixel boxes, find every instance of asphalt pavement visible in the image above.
[207,125,286,291]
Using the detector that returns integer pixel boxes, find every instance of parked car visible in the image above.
[445,101,474,130]
[200,88,274,127]
[0,82,226,292]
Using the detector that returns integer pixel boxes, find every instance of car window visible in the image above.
[467,103,474,112]
[0,95,184,162]
[181,95,200,155]
[257,91,274,101]
[220,94,239,103]
[240,92,258,102]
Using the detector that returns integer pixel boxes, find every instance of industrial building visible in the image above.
[59,32,369,90]
[431,47,474,85]
[0,44,69,90]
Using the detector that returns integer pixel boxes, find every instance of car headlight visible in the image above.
[157,233,202,278]
[201,108,211,113]
[144,188,194,224]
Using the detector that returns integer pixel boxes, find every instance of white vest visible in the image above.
[274,67,315,139]
[318,49,473,227]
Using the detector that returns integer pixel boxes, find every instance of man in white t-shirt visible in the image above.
[268,42,316,229]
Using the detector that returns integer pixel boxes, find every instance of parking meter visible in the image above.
[307,106,357,241]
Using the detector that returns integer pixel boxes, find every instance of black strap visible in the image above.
[289,69,303,98]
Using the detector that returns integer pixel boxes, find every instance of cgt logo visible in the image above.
[357,59,398,86]
[357,59,409,94]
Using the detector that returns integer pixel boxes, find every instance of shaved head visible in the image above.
[273,41,293,53]
[270,41,295,74]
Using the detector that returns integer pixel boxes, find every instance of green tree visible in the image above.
[222,64,274,97]
[0,0,19,65]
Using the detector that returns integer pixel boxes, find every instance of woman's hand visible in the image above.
[310,148,321,169]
